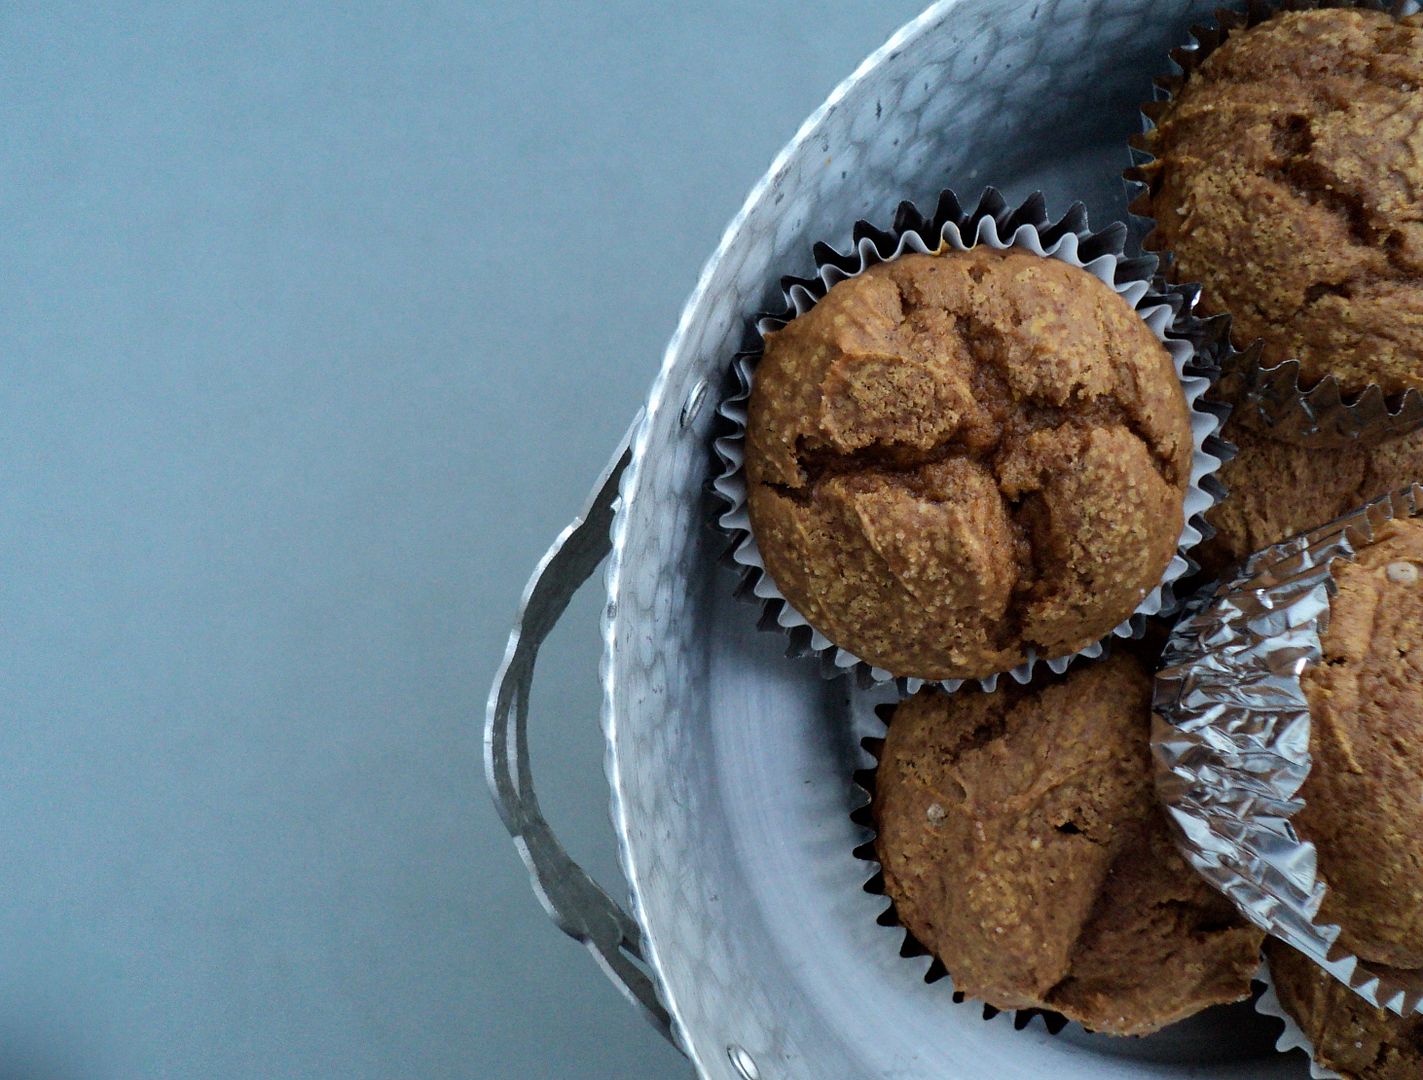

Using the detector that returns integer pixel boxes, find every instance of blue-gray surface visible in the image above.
[1,3,924,1078]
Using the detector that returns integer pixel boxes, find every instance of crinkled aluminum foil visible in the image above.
[1125,0,1423,448]
[710,187,1231,694]
[1154,483,1423,1016]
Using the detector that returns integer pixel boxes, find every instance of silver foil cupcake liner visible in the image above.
[710,187,1230,693]
[1253,959,1343,1080]
[1126,0,1423,448]
[1154,482,1423,1016]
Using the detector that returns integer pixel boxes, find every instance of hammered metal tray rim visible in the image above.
[600,3,965,1071]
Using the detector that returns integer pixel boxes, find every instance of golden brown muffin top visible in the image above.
[1200,416,1423,575]
[1300,517,1423,969]
[1143,9,1423,394]
[744,247,1192,680]
[1267,939,1423,1080]
[871,653,1262,1034]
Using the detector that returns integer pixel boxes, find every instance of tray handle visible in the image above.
[484,412,678,1050]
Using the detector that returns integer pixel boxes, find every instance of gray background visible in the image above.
[1,2,922,1078]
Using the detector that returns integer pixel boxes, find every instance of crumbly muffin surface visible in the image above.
[1143,9,1423,393]
[872,653,1262,1034]
[1200,416,1423,573]
[1299,518,1423,969]
[745,247,1192,680]
[1268,939,1423,1080]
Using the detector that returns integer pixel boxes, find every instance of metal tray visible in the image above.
[488,2,1305,1076]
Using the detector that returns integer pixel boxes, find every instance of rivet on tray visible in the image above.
[681,377,709,429]
[727,1045,760,1079]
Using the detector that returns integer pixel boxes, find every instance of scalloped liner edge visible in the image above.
[1253,958,1343,1080]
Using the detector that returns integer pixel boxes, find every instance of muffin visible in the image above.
[745,247,1193,681]
[1297,517,1423,970]
[1141,8,1423,394]
[1267,939,1423,1080]
[1199,416,1423,573]
[871,652,1263,1034]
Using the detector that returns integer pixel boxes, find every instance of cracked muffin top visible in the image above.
[744,246,1192,681]
[871,652,1263,1035]
[1298,518,1423,970]
[1267,938,1423,1080]
[1198,414,1423,575]
[1141,8,1423,394]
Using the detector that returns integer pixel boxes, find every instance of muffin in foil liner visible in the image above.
[710,187,1230,693]
[1154,482,1423,1016]
[1125,0,1423,448]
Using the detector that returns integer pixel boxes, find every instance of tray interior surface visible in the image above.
[606,1,1309,1076]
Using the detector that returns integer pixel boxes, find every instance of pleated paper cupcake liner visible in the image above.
[710,187,1230,694]
[1126,0,1423,448]
[1154,483,1423,1017]
[1218,342,1423,450]
[1252,959,1343,1080]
